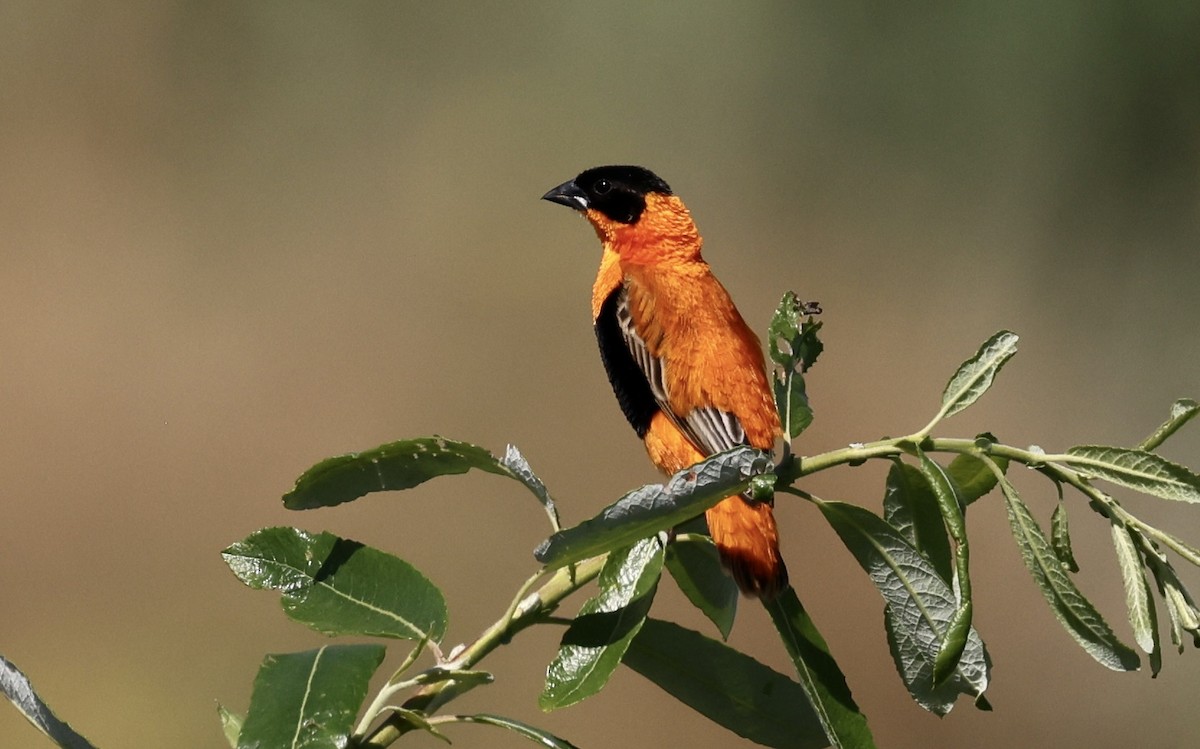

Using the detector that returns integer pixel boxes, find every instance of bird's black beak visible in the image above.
[542,179,589,211]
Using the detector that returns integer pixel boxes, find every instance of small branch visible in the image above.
[353,638,431,737]
[356,555,607,748]
[779,436,1166,547]
[495,569,549,640]
[913,408,951,444]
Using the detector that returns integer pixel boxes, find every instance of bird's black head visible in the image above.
[542,166,672,224]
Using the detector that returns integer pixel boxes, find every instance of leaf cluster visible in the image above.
[7,291,1193,749]
[2,278,1191,749]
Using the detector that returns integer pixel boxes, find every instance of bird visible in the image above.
[542,165,787,598]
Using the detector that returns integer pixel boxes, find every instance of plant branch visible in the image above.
[354,555,607,748]
[345,394,1194,746]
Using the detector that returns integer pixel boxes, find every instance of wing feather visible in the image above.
[614,287,748,456]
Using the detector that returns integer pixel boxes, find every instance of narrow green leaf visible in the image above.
[625,618,831,749]
[451,714,581,749]
[387,708,451,743]
[1165,570,1200,633]
[1171,592,1200,642]
[1139,398,1200,452]
[997,477,1140,670]
[938,331,1018,419]
[1156,566,1200,652]
[934,604,974,686]
[1157,569,1188,653]
[882,461,953,583]
[534,447,771,569]
[223,527,447,642]
[1063,446,1200,503]
[540,538,664,710]
[237,645,385,749]
[1050,503,1080,572]
[282,437,559,519]
[0,655,98,749]
[768,291,823,440]
[406,667,494,690]
[816,500,989,715]
[1110,523,1157,657]
[915,451,972,683]
[218,704,243,748]
[764,589,878,749]
[1148,600,1164,676]
[946,453,1008,506]
[665,535,739,640]
[916,452,966,544]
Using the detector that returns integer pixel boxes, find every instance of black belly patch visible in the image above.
[595,285,659,438]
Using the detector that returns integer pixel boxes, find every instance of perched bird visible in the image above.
[542,165,786,598]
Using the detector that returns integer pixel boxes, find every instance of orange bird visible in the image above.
[543,165,786,597]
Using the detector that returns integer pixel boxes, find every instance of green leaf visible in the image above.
[218,704,243,748]
[774,376,815,442]
[450,714,581,749]
[624,618,831,749]
[500,444,561,531]
[1156,565,1200,652]
[768,291,823,440]
[1165,584,1196,650]
[1110,523,1157,658]
[915,450,972,684]
[540,538,664,710]
[997,477,1140,670]
[282,437,558,518]
[1158,571,1187,653]
[1148,608,1164,675]
[882,461,953,583]
[764,589,878,749]
[916,453,966,547]
[1139,398,1200,452]
[223,527,447,642]
[534,447,771,569]
[946,452,1008,506]
[387,708,451,743]
[0,654,98,749]
[938,331,1019,420]
[1050,502,1080,572]
[1063,446,1200,503]
[768,291,824,372]
[665,535,739,640]
[237,645,385,749]
[816,500,989,716]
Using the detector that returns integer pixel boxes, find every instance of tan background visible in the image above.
[2,3,1198,747]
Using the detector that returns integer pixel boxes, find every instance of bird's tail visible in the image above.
[642,411,788,598]
[706,496,788,599]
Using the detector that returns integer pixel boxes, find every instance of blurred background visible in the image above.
[2,2,1198,747]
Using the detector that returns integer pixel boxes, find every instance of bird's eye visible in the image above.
[593,179,612,195]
